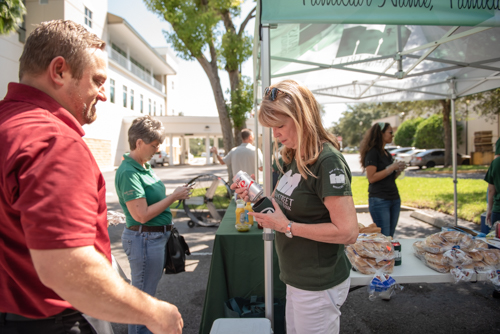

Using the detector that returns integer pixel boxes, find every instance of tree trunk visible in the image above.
[197,56,234,179]
[227,69,243,147]
[440,99,452,167]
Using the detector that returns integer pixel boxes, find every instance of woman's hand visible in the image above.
[248,198,288,232]
[170,186,191,202]
[230,173,256,202]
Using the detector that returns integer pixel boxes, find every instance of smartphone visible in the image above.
[187,181,196,188]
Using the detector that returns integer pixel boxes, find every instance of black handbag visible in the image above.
[164,226,191,274]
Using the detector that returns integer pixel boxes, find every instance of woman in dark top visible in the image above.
[359,122,406,237]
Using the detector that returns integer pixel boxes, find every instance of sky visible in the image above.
[107,0,346,127]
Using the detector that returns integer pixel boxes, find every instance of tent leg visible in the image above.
[450,80,458,226]
[261,23,275,330]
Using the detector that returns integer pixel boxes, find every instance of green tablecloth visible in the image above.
[198,200,286,334]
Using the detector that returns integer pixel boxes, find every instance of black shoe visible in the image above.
[493,290,500,299]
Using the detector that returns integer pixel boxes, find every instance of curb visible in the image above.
[410,210,448,228]
[355,205,415,213]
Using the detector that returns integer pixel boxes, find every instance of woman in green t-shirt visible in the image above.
[233,80,359,334]
[115,116,191,334]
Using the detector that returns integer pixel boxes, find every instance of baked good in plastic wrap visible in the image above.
[357,223,381,234]
[422,231,474,254]
[107,210,126,226]
[473,239,489,250]
[346,247,395,275]
[346,233,395,275]
[351,233,395,261]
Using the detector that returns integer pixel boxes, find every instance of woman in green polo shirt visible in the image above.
[115,116,190,334]
[235,80,359,334]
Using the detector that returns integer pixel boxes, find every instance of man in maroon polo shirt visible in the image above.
[0,20,183,334]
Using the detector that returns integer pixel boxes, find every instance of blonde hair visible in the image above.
[259,80,339,179]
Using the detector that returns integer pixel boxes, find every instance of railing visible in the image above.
[110,48,128,69]
[153,78,163,92]
[109,46,165,93]
[131,62,147,82]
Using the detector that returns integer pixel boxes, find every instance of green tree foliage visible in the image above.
[413,114,462,149]
[143,0,255,163]
[226,75,253,145]
[394,118,424,147]
[329,102,398,147]
[189,137,214,157]
[414,114,444,149]
[0,0,26,35]
[469,88,500,121]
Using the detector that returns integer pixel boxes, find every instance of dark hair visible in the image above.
[19,20,105,80]
[359,122,390,170]
[128,116,165,150]
[241,129,253,141]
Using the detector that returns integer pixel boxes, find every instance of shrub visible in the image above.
[394,117,424,147]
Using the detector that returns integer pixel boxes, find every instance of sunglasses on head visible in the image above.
[264,87,285,101]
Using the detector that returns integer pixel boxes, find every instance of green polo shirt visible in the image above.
[274,142,352,291]
[115,153,172,227]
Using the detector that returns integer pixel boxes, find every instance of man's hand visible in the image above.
[30,246,184,332]
[146,301,183,334]
[210,147,218,154]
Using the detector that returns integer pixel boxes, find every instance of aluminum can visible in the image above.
[392,240,402,266]
[233,170,264,203]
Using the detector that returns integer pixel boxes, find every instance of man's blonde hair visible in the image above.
[19,20,105,81]
[259,80,339,179]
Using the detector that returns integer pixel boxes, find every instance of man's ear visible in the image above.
[48,56,70,87]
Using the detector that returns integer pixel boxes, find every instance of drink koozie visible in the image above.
[252,197,275,214]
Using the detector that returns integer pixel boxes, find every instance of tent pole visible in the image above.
[261,23,275,330]
[450,79,458,226]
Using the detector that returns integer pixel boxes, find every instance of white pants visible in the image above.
[286,278,350,334]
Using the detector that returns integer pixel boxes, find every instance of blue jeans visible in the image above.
[122,227,170,334]
[368,197,401,237]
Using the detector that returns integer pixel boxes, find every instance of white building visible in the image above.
[0,0,261,169]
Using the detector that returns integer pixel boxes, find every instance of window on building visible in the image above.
[154,101,156,116]
[140,95,143,113]
[123,86,127,108]
[18,1,26,43]
[160,104,163,116]
[84,7,92,28]
[149,99,151,115]
[110,79,115,103]
[130,89,134,110]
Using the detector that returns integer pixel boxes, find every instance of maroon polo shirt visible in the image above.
[0,83,111,318]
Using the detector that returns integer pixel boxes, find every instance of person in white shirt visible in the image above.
[211,129,263,176]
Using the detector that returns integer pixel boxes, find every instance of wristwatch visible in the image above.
[285,221,293,238]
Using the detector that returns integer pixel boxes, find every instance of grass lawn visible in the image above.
[170,185,231,210]
[351,176,487,224]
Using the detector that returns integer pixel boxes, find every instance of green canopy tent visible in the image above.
[253,1,500,329]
